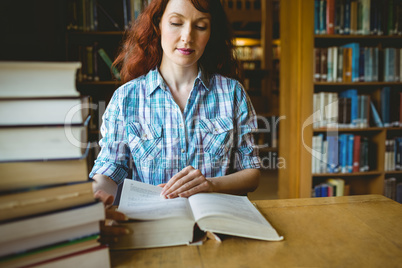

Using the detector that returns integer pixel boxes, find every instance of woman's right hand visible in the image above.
[94,189,130,245]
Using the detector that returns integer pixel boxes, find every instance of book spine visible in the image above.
[347,134,355,173]
[320,0,327,34]
[339,134,348,173]
[353,135,361,172]
[97,48,121,81]
[314,48,322,81]
[344,0,351,34]
[343,47,353,82]
[321,48,328,81]
[370,101,384,127]
[327,0,336,34]
[381,87,391,127]
[359,47,365,81]
[361,0,371,34]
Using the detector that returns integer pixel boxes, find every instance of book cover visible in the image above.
[0,116,90,162]
[370,101,384,127]
[342,43,360,82]
[342,47,353,82]
[326,0,336,34]
[344,0,351,34]
[98,48,121,81]
[340,89,358,127]
[381,87,391,127]
[327,135,339,173]
[0,62,81,98]
[321,48,328,81]
[0,202,104,257]
[0,181,95,222]
[347,134,355,173]
[361,0,371,34]
[0,96,90,126]
[339,134,348,173]
[0,152,90,191]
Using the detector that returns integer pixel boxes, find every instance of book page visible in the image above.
[188,193,269,226]
[117,179,193,220]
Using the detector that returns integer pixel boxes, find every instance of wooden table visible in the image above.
[110,195,402,267]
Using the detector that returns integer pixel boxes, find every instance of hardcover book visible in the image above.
[112,179,284,250]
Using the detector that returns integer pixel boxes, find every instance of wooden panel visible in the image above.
[111,195,402,267]
[278,0,315,198]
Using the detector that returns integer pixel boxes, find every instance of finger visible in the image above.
[178,180,211,198]
[105,209,129,221]
[166,170,205,198]
[161,166,193,195]
[163,171,199,198]
[94,190,114,207]
[157,183,167,188]
[100,224,130,236]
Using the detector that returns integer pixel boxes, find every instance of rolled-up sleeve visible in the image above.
[89,88,130,184]
[233,82,261,170]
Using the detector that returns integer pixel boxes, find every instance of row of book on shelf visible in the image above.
[312,178,349,197]
[313,87,402,129]
[384,177,402,203]
[315,0,402,35]
[67,0,152,32]
[385,137,402,171]
[313,177,402,204]
[314,45,402,83]
[0,61,111,267]
[312,133,370,174]
[74,43,121,82]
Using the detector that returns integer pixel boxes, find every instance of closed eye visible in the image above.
[195,26,207,31]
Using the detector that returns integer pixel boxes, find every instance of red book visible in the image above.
[326,0,335,34]
[353,135,361,173]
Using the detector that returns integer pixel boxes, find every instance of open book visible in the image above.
[111,179,283,249]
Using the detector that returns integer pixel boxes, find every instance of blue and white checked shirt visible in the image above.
[89,68,261,185]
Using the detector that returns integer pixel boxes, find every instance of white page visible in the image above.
[117,179,193,220]
[188,193,269,226]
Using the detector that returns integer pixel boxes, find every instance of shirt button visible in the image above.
[179,123,183,128]
[143,134,147,139]
[181,149,185,153]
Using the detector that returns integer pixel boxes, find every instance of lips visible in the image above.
[177,48,195,55]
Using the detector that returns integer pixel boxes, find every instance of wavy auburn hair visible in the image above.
[113,0,239,83]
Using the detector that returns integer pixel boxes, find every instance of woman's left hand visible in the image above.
[159,166,214,199]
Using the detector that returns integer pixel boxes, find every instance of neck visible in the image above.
[159,61,198,93]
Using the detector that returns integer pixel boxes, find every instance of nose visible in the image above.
[181,24,193,44]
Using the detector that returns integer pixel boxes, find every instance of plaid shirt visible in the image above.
[89,68,260,185]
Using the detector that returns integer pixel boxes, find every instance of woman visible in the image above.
[92,0,261,240]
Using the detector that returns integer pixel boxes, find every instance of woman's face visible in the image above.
[159,0,211,69]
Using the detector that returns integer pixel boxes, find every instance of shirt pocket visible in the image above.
[127,122,163,162]
[198,117,234,159]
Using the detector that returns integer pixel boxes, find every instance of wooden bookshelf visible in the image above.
[279,0,402,199]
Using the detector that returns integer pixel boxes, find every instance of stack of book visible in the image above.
[314,45,402,83]
[315,0,402,36]
[0,61,110,267]
[384,177,402,203]
[313,87,402,130]
[312,133,370,174]
[312,178,349,197]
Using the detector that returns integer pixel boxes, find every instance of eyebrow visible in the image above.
[168,12,210,21]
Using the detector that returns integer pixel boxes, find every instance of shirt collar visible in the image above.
[145,67,211,97]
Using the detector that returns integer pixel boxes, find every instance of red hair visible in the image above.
[113,0,240,83]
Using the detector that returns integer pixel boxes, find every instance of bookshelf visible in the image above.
[279,0,402,199]
[64,0,141,162]
[222,0,280,156]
